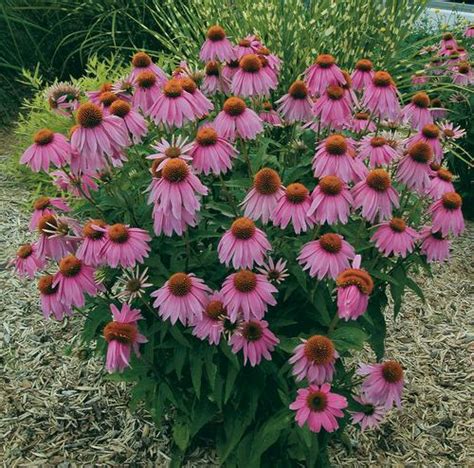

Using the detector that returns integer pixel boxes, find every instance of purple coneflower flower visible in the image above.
[128,51,167,84]
[371,218,418,258]
[362,71,401,121]
[313,85,352,129]
[76,219,107,267]
[146,135,194,172]
[179,76,214,117]
[192,291,227,345]
[304,54,346,96]
[37,274,72,320]
[351,59,374,91]
[200,25,235,62]
[419,227,451,262]
[29,196,70,231]
[276,80,313,123]
[401,92,433,130]
[429,192,465,237]
[202,61,231,95]
[358,135,398,168]
[259,101,282,126]
[349,111,376,133]
[109,99,147,144]
[427,168,455,199]
[350,395,386,431]
[10,243,45,278]
[256,257,288,284]
[406,124,443,164]
[397,142,433,192]
[232,53,274,97]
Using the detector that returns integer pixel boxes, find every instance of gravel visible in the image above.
[1,130,472,466]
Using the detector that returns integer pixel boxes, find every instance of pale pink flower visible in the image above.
[214,96,263,141]
[10,243,45,278]
[190,125,237,175]
[109,99,148,144]
[128,51,167,84]
[336,256,374,321]
[256,257,289,284]
[218,217,271,269]
[37,274,72,320]
[349,111,376,133]
[352,169,400,223]
[259,101,282,126]
[276,80,313,123]
[152,204,197,237]
[192,291,227,345]
[46,82,80,116]
[50,169,99,199]
[232,54,274,97]
[452,60,474,85]
[241,168,284,224]
[362,71,401,121]
[29,196,70,231]
[151,272,211,325]
[350,395,386,431]
[202,61,231,95]
[53,254,102,308]
[401,92,433,130]
[97,224,151,268]
[371,218,418,257]
[179,76,214,117]
[298,233,355,280]
[358,135,398,168]
[439,121,466,140]
[351,59,374,91]
[200,25,235,62]
[308,175,353,225]
[357,360,404,409]
[290,383,348,433]
[104,303,148,373]
[86,82,114,105]
[289,335,338,384]
[76,219,107,267]
[313,85,352,129]
[397,142,433,192]
[429,192,465,237]
[21,129,71,173]
[221,270,277,322]
[440,33,458,51]
[222,59,239,82]
[405,124,443,164]
[304,54,346,96]
[464,25,474,38]
[230,319,279,367]
[272,183,315,234]
[427,168,455,199]
[234,36,261,59]
[146,135,194,172]
[430,98,447,120]
[419,227,451,262]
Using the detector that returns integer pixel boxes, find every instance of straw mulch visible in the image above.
[1,133,472,467]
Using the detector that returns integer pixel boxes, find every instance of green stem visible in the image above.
[219,174,239,216]
[328,313,340,334]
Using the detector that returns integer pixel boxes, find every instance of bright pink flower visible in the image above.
[221,270,277,322]
[131,71,162,114]
[214,96,263,141]
[350,395,386,431]
[53,254,102,308]
[411,73,429,86]
[272,183,315,234]
[308,176,353,225]
[313,85,352,129]
[419,227,451,262]
[200,25,235,62]
[232,54,274,97]
[202,61,231,95]
[36,214,81,261]
[290,383,348,433]
[104,303,148,373]
[405,124,443,164]
[357,360,404,409]
[76,219,107,267]
[351,59,374,91]
[71,102,128,164]
[50,169,99,198]
[349,112,376,133]
[10,243,45,278]
[98,224,151,268]
[401,92,433,130]
[241,168,284,224]
[192,291,227,345]
[397,142,433,192]
[430,98,447,120]
[427,168,455,199]
[190,125,237,175]
[358,135,399,168]
[111,78,134,102]
[429,192,465,237]
[289,335,338,384]
[298,233,355,280]
[440,33,458,51]
[152,204,196,237]
[149,78,198,128]
[336,256,374,321]
[352,169,399,222]
[230,319,279,367]
[371,218,418,257]
[151,272,211,325]
[146,135,194,172]
[218,217,271,269]
[362,71,401,120]
[37,274,72,320]
[128,51,167,84]
[179,77,214,118]
[146,159,208,220]
[29,196,70,231]
[21,129,71,172]
[304,54,346,96]
[222,59,239,82]
[312,134,363,183]
[276,80,313,123]
[85,82,114,105]
[109,99,148,144]
[259,101,282,126]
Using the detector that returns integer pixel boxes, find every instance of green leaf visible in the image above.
[405,276,425,302]
[278,336,301,353]
[172,420,190,452]
[190,354,203,399]
[330,326,368,352]
[224,365,239,403]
